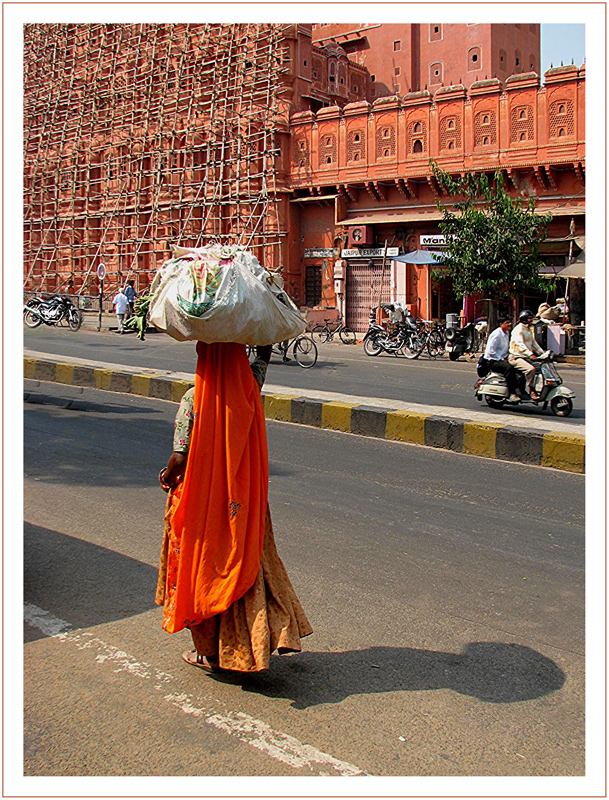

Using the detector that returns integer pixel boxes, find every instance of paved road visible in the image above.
[22,382,584,778]
[23,326,586,425]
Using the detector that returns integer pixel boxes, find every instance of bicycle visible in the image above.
[247,335,318,369]
[417,320,446,359]
[310,318,356,345]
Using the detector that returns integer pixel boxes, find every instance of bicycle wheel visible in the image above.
[339,327,356,344]
[311,325,329,344]
[427,330,444,358]
[401,331,426,359]
[293,336,317,368]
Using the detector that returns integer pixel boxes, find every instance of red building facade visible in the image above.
[287,58,585,330]
[312,23,541,97]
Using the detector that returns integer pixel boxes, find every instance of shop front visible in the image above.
[342,246,399,332]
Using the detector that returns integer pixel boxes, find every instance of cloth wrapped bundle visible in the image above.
[148,244,306,345]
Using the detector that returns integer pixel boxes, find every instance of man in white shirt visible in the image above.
[483,316,518,402]
[112,287,129,334]
[509,309,544,400]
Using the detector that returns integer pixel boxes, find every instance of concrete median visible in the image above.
[23,352,585,474]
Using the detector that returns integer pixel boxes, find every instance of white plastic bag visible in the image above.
[148,244,306,345]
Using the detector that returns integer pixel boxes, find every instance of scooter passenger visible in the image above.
[483,316,519,402]
[508,309,544,400]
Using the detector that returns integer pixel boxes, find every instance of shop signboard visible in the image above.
[341,247,399,258]
[304,248,335,259]
[420,235,446,247]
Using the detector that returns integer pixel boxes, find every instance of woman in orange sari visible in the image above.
[156,341,312,673]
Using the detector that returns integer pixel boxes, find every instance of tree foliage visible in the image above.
[430,161,552,300]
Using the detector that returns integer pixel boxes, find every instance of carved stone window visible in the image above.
[347,129,365,162]
[376,125,396,158]
[408,120,427,153]
[511,104,534,142]
[295,138,309,167]
[549,99,574,138]
[440,116,462,149]
[474,110,497,146]
[319,132,337,165]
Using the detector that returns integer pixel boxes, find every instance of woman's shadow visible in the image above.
[217,643,565,709]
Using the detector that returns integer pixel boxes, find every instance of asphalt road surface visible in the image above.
[23,326,586,425]
[22,381,584,779]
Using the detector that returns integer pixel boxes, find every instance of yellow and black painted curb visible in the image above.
[24,356,585,474]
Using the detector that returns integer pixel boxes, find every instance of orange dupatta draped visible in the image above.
[161,341,268,634]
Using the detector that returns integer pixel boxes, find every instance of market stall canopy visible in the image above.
[391,250,445,264]
[559,252,585,279]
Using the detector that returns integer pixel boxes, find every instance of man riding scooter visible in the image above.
[509,309,544,401]
[483,316,519,402]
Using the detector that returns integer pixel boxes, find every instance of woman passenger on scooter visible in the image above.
[508,310,544,401]
[483,316,519,402]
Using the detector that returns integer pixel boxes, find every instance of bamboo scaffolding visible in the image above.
[23,23,288,295]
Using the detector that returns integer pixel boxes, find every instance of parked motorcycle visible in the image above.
[474,350,575,417]
[444,322,479,361]
[363,311,425,359]
[24,295,82,331]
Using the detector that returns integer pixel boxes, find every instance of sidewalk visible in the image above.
[24,348,585,474]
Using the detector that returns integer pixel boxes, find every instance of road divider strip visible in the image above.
[23,355,585,473]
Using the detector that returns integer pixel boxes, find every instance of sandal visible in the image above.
[181,650,223,673]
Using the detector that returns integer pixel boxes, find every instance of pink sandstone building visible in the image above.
[23,23,585,330]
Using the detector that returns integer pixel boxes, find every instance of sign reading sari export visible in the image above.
[341,247,399,258]
[304,248,335,258]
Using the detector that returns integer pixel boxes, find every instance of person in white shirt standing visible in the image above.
[483,316,519,402]
[509,309,544,400]
[112,287,129,334]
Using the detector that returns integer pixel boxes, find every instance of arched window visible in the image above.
[448,140,454,150]
[468,46,482,71]
[482,114,489,125]
[326,156,332,163]
[483,136,489,145]
[519,109,527,120]
[414,122,422,133]
[558,128,566,137]
[558,104,566,114]
[448,119,455,129]
[519,132,526,141]
[413,139,423,153]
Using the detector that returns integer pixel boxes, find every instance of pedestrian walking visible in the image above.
[124,280,137,318]
[156,341,312,673]
[112,287,129,334]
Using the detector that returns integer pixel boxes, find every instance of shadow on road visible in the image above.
[232,642,565,708]
[24,523,158,640]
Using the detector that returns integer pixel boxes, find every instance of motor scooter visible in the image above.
[474,351,575,417]
[444,322,478,361]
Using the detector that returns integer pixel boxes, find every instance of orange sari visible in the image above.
[161,342,268,633]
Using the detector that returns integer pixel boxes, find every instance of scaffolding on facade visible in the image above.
[23,23,290,297]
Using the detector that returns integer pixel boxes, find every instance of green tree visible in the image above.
[430,161,552,327]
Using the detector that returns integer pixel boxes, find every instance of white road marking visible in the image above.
[24,603,367,777]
